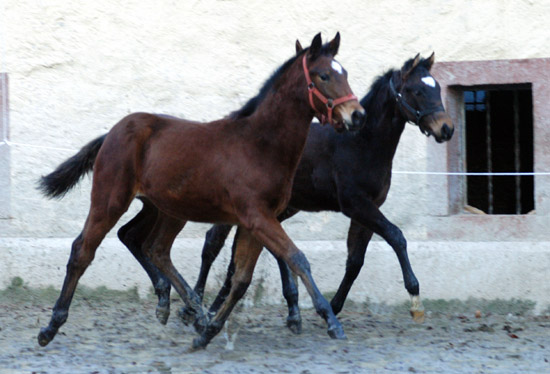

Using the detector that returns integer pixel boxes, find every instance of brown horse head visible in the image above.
[299,33,365,132]
[392,52,454,143]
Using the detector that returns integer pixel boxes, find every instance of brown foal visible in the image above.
[37,32,365,349]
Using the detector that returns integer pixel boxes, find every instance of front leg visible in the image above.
[276,257,301,334]
[192,227,261,350]
[341,198,423,322]
[251,216,345,339]
[202,222,302,335]
[275,207,302,333]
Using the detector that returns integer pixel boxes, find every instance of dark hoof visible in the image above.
[286,316,302,335]
[156,305,170,325]
[37,328,53,347]
[193,314,210,335]
[191,335,209,351]
[327,325,347,340]
[177,306,197,326]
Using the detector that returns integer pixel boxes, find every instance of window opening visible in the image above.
[464,86,534,214]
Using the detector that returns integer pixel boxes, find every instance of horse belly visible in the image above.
[143,185,237,224]
[139,152,237,223]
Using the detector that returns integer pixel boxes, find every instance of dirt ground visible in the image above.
[0,283,549,374]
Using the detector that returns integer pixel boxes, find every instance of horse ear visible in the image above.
[308,33,323,59]
[426,51,435,70]
[328,32,340,56]
[295,39,303,55]
[402,53,421,80]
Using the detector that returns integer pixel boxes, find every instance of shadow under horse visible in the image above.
[120,53,454,333]
[37,33,365,350]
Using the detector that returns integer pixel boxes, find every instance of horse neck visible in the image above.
[246,66,314,169]
[359,72,407,162]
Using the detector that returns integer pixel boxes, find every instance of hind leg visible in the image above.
[118,199,172,324]
[143,214,208,330]
[38,189,133,346]
[179,224,233,325]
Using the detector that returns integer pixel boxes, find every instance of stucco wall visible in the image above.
[3,0,550,238]
[1,1,550,310]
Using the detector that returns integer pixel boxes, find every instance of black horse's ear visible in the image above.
[426,51,435,70]
[328,32,340,56]
[309,33,323,59]
[402,53,421,80]
[295,39,303,55]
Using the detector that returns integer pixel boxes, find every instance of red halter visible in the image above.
[302,55,357,125]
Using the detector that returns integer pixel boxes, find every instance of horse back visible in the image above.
[95,112,292,223]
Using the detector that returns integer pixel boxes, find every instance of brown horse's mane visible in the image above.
[229,43,336,120]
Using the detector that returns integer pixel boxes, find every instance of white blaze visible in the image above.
[421,76,436,87]
[331,60,343,74]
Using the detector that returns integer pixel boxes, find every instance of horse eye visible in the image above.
[319,73,329,82]
[414,90,423,97]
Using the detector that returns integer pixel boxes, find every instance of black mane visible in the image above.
[229,43,336,119]
[360,56,433,127]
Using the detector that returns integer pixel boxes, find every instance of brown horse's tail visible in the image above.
[38,134,107,199]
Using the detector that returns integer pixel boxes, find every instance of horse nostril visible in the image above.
[351,110,365,128]
[442,123,453,139]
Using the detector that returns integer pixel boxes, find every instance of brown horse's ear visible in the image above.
[309,33,323,59]
[426,51,435,70]
[295,39,303,55]
[402,53,421,80]
[328,32,340,56]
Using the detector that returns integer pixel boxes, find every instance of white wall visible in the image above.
[3,0,550,238]
[1,0,550,311]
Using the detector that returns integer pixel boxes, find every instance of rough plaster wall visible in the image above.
[2,0,550,240]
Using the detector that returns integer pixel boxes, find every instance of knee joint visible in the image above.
[289,251,311,273]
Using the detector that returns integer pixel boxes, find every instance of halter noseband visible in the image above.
[302,55,357,126]
[389,77,444,126]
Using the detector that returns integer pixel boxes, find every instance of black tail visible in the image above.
[38,134,107,199]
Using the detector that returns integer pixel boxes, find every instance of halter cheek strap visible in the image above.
[302,55,357,125]
[389,77,444,126]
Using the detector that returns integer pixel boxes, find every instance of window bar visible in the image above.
[485,91,493,214]
[513,90,521,214]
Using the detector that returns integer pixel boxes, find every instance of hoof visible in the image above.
[156,305,170,325]
[286,316,302,335]
[178,307,196,326]
[193,314,210,335]
[327,325,347,340]
[191,335,209,351]
[37,328,53,347]
[410,309,425,324]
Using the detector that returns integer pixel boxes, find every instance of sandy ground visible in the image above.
[0,285,549,374]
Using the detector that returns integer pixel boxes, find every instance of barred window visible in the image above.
[464,86,534,214]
